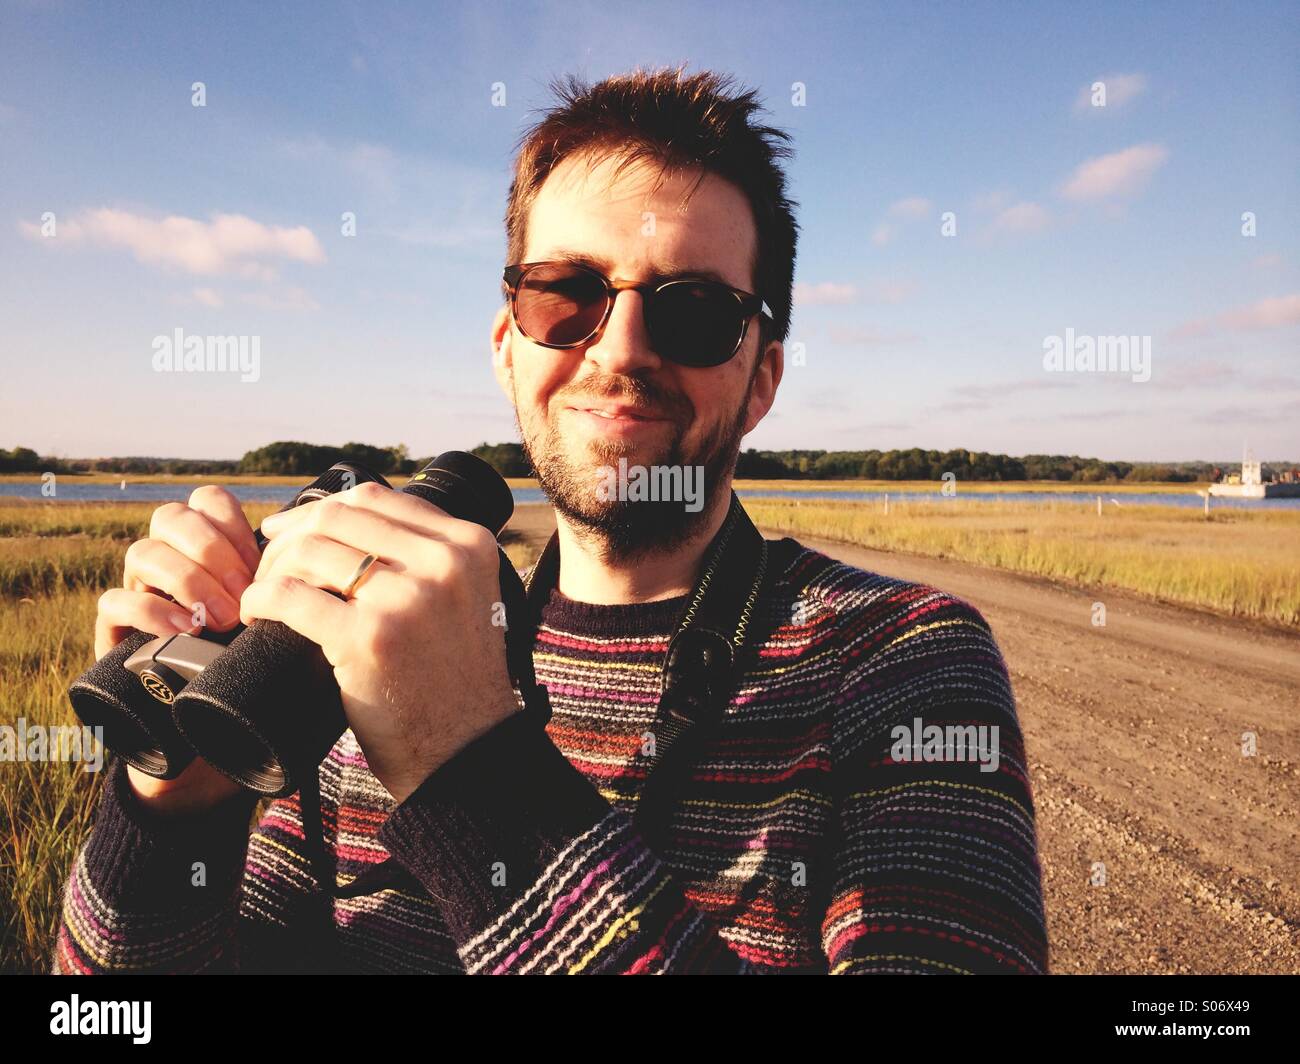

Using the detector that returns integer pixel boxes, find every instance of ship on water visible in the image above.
[1208,449,1300,499]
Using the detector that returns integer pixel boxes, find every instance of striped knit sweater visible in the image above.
[51,537,1049,974]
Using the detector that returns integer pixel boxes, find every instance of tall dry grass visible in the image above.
[0,500,278,972]
[2,492,1294,971]
[0,497,537,972]
[743,496,1300,627]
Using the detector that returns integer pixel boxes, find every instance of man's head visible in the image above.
[491,67,799,559]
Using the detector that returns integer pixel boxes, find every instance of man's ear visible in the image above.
[491,303,514,399]
[743,335,783,436]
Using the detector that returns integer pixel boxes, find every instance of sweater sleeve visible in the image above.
[50,752,352,974]
[376,710,754,973]
[50,755,263,974]
[376,588,1049,976]
[820,588,1050,974]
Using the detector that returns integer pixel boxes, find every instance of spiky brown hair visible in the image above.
[504,65,799,343]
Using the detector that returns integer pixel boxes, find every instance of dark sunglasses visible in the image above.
[502,260,772,368]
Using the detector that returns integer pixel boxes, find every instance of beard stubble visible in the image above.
[515,366,756,562]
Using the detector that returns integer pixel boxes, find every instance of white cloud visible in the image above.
[1219,293,1300,330]
[1074,73,1148,113]
[1059,143,1169,201]
[871,196,931,246]
[971,189,1013,214]
[1158,360,1236,391]
[789,279,916,307]
[992,201,1050,234]
[1172,293,1300,337]
[19,208,326,277]
[794,281,857,306]
[192,287,223,308]
[887,196,932,220]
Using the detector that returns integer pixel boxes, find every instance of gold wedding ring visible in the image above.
[342,553,380,600]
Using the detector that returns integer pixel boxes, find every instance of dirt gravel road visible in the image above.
[506,504,1300,974]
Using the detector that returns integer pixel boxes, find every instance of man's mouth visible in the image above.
[564,402,675,438]
[573,404,665,421]
[566,398,676,418]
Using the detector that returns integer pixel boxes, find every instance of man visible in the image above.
[53,68,1048,974]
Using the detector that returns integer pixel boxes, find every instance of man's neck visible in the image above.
[552,487,733,604]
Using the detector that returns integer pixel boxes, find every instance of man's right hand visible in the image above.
[95,485,265,815]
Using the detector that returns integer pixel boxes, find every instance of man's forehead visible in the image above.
[524,248,741,289]
[524,151,758,289]
[536,149,697,209]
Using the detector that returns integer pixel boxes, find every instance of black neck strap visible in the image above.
[524,493,769,849]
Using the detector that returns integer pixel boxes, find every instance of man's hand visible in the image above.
[241,481,520,804]
[99,485,260,814]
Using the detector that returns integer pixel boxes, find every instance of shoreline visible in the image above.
[0,472,1213,495]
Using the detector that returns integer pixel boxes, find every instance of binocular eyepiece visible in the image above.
[67,451,515,797]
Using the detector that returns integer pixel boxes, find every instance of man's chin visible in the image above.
[534,444,717,559]
[559,495,716,562]
[566,436,676,477]
[521,399,747,559]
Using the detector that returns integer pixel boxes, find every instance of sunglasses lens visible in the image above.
[649,283,745,367]
[515,264,608,346]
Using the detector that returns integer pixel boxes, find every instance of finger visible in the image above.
[262,481,499,554]
[238,573,351,655]
[254,532,404,601]
[148,501,254,601]
[259,498,463,582]
[187,484,263,575]
[95,587,201,661]
[122,538,243,630]
[257,517,403,580]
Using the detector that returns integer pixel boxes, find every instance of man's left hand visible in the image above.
[240,482,520,804]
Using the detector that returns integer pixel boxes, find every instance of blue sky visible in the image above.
[2,0,1297,463]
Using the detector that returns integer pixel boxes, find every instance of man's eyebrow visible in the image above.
[542,250,735,287]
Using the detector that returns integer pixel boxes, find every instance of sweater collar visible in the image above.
[537,586,690,638]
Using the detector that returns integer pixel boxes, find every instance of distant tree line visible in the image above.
[0,447,44,472]
[236,441,415,476]
[2,442,1288,484]
[468,442,533,477]
[735,448,1223,483]
[1,447,242,475]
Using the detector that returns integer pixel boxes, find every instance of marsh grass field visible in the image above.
[0,497,542,973]
[745,497,1300,628]
[1,488,1297,972]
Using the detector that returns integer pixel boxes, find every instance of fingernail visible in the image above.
[169,610,198,633]
[224,570,251,599]
[209,597,238,627]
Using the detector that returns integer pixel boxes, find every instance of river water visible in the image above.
[1,481,1296,511]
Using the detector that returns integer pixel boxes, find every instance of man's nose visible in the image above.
[583,288,663,375]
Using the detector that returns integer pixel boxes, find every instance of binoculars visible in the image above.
[67,451,515,798]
